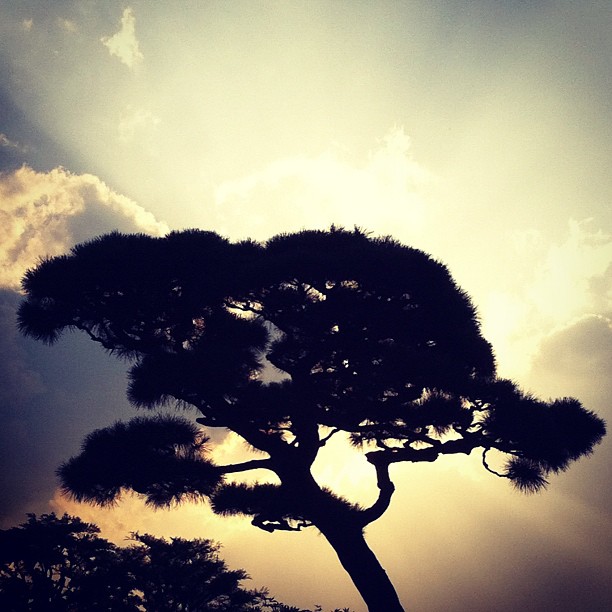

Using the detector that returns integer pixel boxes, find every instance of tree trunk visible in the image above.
[275,462,405,611]
[316,520,405,612]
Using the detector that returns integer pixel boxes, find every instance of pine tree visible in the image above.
[18,227,606,611]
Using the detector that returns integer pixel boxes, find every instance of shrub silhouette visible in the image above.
[0,512,334,611]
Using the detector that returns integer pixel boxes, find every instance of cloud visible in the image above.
[0,162,167,525]
[57,18,77,33]
[0,133,26,152]
[480,218,612,378]
[0,289,51,523]
[118,106,161,148]
[214,127,434,243]
[0,291,44,406]
[524,314,612,518]
[101,7,143,70]
[527,219,612,323]
[0,287,141,527]
[0,165,168,290]
[527,314,612,421]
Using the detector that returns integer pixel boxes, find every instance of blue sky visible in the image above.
[1,2,611,610]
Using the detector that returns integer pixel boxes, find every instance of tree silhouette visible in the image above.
[18,227,606,611]
[0,513,136,611]
[0,513,313,611]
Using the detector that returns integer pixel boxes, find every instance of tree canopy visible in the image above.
[18,227,606,611]
[0,513,135,611]
[0,512,322,612]
[0,513,295,612]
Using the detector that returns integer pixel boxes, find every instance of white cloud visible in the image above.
[101,7,143,70]
[214,127,434,242]
[0,165,168,290]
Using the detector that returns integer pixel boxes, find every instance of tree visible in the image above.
[122,532,275,611]
[0,513,136,611]
[0,513,310,611]
[18,227,606,611]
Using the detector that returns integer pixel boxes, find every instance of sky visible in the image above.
[0,1,611,610]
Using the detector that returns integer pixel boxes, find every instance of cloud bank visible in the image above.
[0,165,168,290]
[480,219,612,379]
[0,288,137,527]
[0,164,168,527]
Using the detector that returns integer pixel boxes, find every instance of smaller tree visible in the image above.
[0,513,318,611]
[0,513,136,611]
[123,532,271,611]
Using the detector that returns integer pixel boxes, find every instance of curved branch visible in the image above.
[359,457,396,528]
[367,444,438,465]
[195,415,228,428]
[481,447,510,479]
[319,428,339,447]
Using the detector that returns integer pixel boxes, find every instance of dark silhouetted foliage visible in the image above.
[18,227,606,611]
[0,513,136,611]
[59,415,221,507]
[0,513,328,612]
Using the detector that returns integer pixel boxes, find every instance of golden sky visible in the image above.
[1,2,611,610]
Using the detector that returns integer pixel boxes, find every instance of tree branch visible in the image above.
[214,458,275,475]
[81,325,117,352]
[195,415,226,428]
[195,407,291,458]
[319,428,339,447]
[357,433,487,527]
[251,515,312,533]
[481,447,509,478]
[359,457,396,528]
[366,432,485,466]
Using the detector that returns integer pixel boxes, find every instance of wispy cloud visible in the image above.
[0,166,168,290]
[57,18,77,33]
[214,127,434,242]
[101,7,143,70]
[0,133,26,153]
[481,219,612,378]
[118,106,161,147]
[527,219,612,322]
